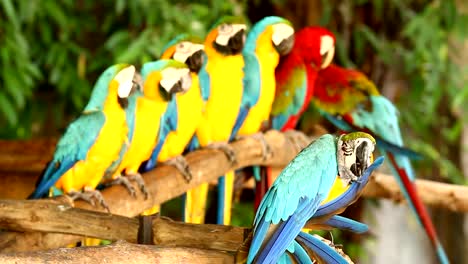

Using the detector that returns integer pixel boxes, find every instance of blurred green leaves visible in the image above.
[320,0,467,183]
[0,0,244,138]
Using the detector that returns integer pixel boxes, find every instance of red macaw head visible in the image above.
[293,26,336,70]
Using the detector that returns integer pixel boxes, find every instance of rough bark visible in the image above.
[1,240,233,264]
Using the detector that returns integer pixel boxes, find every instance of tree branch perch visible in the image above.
[0,130,467,253]
[0,199,352,263]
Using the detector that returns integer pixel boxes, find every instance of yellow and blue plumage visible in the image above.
[29,64,137,209]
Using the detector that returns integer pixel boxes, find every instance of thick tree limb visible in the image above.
[245,168,468,213]
[0,199,245,253]
[0,199,352,263]
[362,172,468,212]
[1,130,467,253]
[1,240,233,264]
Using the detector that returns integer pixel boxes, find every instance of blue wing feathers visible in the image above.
[248,135,339,264]
[296,232,349,264]
[323,215,369,234]
[29,111,106,198]
[198,54,210,101]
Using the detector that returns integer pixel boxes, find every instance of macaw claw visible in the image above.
[164,156,193,183]
[69,188,110,212]
[107,175,137,197]
[207,142,237,165]
[239,133,272,161]
[284,130,311,153]
[127,173,149,199]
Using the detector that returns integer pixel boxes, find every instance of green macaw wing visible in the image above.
[271,61,307,130]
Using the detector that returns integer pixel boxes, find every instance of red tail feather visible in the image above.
[386,153,438,245]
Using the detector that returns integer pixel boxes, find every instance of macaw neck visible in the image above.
[254,31,279,66]
[204,30,219,57]
[143,73,167,103]
[102,80,124,112]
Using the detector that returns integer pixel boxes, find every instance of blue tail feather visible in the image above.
[322,215,369,234]
[296,232,348,264]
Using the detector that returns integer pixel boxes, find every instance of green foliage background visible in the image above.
[0,0,245,138]
[1,0,466,260]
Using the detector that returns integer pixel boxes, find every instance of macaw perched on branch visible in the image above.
[109,59,191,209]
[247,132,379,264]
[142,35,208,219]
[253,27,336,209]
[312,64,449,264]
[230,17,294,218]
[231,16,294,140]
[29,64,138,209]
[187,16,247,225]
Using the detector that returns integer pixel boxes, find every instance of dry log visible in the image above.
[0,199,353,264]
[1,240,233,264]
[362,172,468,212]
[243,167,468,213]
[0,199,246,253]
[1,130,467,252]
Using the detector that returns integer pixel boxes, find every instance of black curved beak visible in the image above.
[185,50,204,73]
[275,35,294,56]
[350,141,369,177]
[227,29,245,54]
[169,80,184,94]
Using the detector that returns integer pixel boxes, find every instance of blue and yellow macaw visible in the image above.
[253,27,336,209]
[187,16,247,225]
[109,60,191,207]
[247,132,379,264]
[230,17,294,215]
[313,63,449,264]
[29,64,137,209]
[140,35,208,217]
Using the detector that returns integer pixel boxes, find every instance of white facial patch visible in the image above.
[337,135,375,186]
[160,67,191,92]
[272,23,294,46]
[215,23,247,46]
[173,42,204,63]
[181,72,192,92]
[320,35,335,69]
[115,65,136,98]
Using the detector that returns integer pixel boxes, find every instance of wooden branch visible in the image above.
[362,172,468,212]
[1,240,232,264]
[0,199,245,253]
[1,130,467,253]
[0,199,352,264]
[244,168,468,213]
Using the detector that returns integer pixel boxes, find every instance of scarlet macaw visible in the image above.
[312,63,449,264]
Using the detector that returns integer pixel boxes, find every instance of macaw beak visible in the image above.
[227,29,245,54]
[350,140,371,177]
[320,46,335,69]
[274,35,294,56]
[169,80,185,94]
[185,49,204,73]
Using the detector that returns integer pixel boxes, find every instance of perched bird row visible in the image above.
[28,14,448,263]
